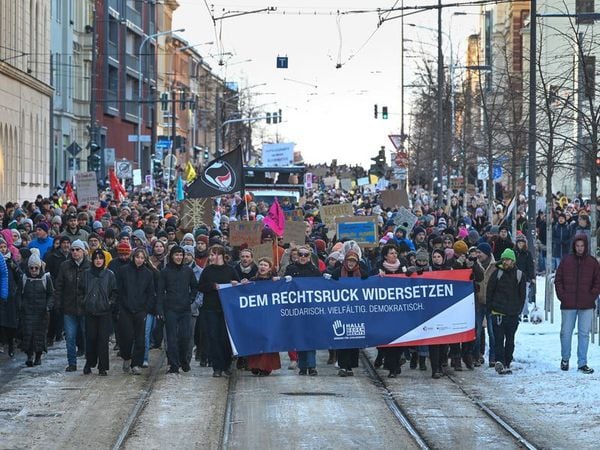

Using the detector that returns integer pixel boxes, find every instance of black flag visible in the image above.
[187,147,245,198]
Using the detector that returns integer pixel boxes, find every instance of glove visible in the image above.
[284,275,292,283]
[416,268,424,275]
[405,267,416,277]
[323,273,332,280]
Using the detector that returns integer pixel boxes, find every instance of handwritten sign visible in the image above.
[335,216,378,247]
[251,242,274,262]
[229,221,264,247]
[284,209,305,222]
[179,199,213,231]
[319,203,354,230]
[283,220,306,245]
[75,171,98,206]
[393,207,418,232]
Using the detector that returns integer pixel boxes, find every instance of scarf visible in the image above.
[239,264,254,275]
[382,259,401,273]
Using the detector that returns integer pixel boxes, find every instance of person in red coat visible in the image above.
[246,257,282,376]
[555,234,600,374]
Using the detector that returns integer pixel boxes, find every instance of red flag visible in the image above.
[263,197,285,237]
[65,181,77,205]
[109,168,128,202]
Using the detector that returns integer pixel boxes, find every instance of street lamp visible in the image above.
[177,41,214,52]
[136,28,185,171]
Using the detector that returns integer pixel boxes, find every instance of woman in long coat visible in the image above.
[20,251,53,366]
[0,236,22,358]
[246,257,282,376]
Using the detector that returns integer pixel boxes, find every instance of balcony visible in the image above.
[125,53,140,73]
[126,6,141,28]
[107,40,119,62]
[108,0,120,14]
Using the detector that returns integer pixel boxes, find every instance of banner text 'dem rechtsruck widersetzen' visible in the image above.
[218,270,475,356]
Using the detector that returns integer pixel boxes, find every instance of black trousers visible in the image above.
[46,308,63,341]
[492,314,519,367]
[118,310,146,368]
[429,344,449,374]
[85,314,112,371]
[383,347,404,373]
[205,310,231,372]
[337,348,359,370]
[165,310,191,370]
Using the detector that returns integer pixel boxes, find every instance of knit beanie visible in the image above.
[477,242,492,256]
[28,249,42,267]
[415,249,429,263]
[71,239,86,252]
[117,241,132,256]
[196,235,209,245]
[453,240,469,256]
[500,248,516,262]
[182,245,195,256]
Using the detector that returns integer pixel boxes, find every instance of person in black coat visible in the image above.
[197,245,240,377]
[82,249,117,376]
[284,245,323,376]
[233,248,258,281]
[0,237,21,358]
[117,248,156,374]
[157,245,199,374]
[20,252,53,366]
[331,250,368,377]
[429,249,452,379]
[514,234,535,321]
[43,236,70,346]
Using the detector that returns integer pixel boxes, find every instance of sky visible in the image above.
[173,1,482,168]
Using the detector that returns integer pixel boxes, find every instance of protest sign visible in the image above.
[74,172,98,206]
[340,178,353,191]
[219,270,475,356]
[319,203,353,230]
[282,220,306,245]
[251,242,273,262]
[179,198,213,231]
[335,216,378,247]
[380,189,409,209]
[229,221,264,247]
[393,206,418,232]
[284,209,305,222]
[261,143,295,167]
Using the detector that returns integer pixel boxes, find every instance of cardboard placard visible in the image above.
[283,220,306,245]
[229,221,264,247]
[179,199,213,231]
[251,242,273,262]
[380,189,409,209]
[357,176,369,186]
[319,203,354,229]
[340,178,353,191]
[323,176,337,188]
[284,209,305,222]
[393,207,418,232]
[335,216,378,247]
[75,171,99,206]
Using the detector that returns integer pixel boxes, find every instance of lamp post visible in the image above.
[136,28,184,171]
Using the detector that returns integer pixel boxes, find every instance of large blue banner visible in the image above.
[218,270,475,356]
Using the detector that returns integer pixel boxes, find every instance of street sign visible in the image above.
[66,141,82,157]
[388,134,404,151]
[156,140,172,149]
[115,159,133,179]
[104,147,116,166]
[394,151,409,168]
[128,135,151,143]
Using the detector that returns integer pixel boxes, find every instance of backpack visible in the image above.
[22,273,50,293]
[496,268,523,284]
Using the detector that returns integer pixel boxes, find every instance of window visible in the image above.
[576,0,595,24]
[108,66,119,92]
[108,16,119,44]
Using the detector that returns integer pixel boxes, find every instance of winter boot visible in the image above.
[7,340,14,358]
[25,353,34,367]
[410,352,418,369]
[463,354,474,370]
[452,357,463,371]
[327,350,336,365]
[34,352,42,366]
[419,356,427,371]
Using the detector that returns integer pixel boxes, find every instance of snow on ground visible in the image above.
[454,275,600,449]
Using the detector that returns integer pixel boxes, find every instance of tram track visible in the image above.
[360,349,542,450]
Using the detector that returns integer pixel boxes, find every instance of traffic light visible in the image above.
[277,109,282,123]
[87,153,101,172]
[154,160,163,180]
[374,104,378,119]
[203,149,209,160]
[161,92,169,111]
[382,106,388,119]
[266,112,271,124]
[596,157,600,175]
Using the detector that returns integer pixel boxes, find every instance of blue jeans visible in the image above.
[64,314,85,367]
[475,307,495,362]
[297,350,316,369]
[560,309,593,368]
[144,314,155,363]
[553,257,561,271]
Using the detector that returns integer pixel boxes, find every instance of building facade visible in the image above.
[0,0,53,203]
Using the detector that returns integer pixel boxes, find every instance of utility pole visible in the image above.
[167,86,177,190]
[527,0,537,267]
[49,51,55,191]
[215,90,221,155]
[436,0,444,206]
[90,2,101,176]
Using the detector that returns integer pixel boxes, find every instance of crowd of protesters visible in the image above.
[0,181,599,379]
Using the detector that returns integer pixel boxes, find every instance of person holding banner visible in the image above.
[284,245,322,376]
[377,244,408,378]
[197,245,240,378]
[246,257,282,376]
[429,248,453,379]
[331,251,368,377]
